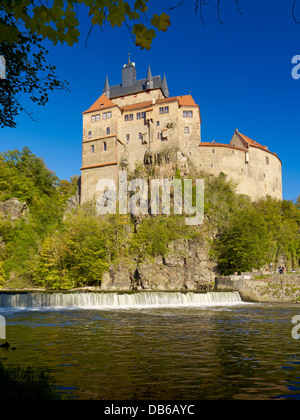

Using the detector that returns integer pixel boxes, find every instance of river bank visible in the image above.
[1,273,300,304]
[215,273,300,303]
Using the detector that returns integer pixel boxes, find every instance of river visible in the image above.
[0,291,300,400]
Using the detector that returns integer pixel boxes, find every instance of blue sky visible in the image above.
[1,0,300,200]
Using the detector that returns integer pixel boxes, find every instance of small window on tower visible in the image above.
[266,156,269,165]
[91,145,94,153]
[184,127,189,133]
[126,134,130,142]
[103,142,107,151]
[88,131,92,139]
[106,127,110,135]
[96,114,100,121]
[91,115,96,122]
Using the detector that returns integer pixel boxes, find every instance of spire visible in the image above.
[146,65,153,89]
[162,73,169,98]
[103,74,110,98]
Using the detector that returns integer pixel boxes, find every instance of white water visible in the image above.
[0,291,245,310]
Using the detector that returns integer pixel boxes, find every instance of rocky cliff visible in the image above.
[101,238,217,291]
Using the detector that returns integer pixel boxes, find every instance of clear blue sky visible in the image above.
[1,0,300,201]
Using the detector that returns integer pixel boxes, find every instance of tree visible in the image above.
[214,205,273,275]
[0,13,69,128]
[0,0,170,50]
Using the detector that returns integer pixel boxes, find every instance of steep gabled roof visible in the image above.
[83,94,118,114]
[235,130,268,151]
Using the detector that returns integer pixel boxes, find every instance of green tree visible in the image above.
[0,13,69,128]
[214,205,273,275]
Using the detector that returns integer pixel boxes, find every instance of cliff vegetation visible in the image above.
[0,148,299,289]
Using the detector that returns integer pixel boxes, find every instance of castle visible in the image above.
[80,56,282,203]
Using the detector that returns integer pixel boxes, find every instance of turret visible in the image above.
[162,73,169,97]
[146,65,154,90]
[103,74,110,98]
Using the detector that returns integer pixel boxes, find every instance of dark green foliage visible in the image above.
[0,148,78,285]
[0,13,69,128]
[0,148,299,286]
[0,362,61,400]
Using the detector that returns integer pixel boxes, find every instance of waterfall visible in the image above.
[0,291,244,310]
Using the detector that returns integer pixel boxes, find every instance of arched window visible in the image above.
[103,142,107,151]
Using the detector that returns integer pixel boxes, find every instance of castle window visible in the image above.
[103,142,107,151]
[91,115,96,122]
[183,110,193,118]
[103,112,111,119]
[91,145,94,153]
[88,131,92,139]
[139,132,143,140]
[126,134,130,142]
[157,133,160,139]
[106,127,110,135]
[136,112,145,120]
[159,106,169,114]
[156,121,160,126]
[266,156,269,165]
[212,149,215,153]
[184,127,189,133]
[96,114,100,121]
[125,114,133,121]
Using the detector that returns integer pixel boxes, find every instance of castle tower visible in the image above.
[122,53,137,88]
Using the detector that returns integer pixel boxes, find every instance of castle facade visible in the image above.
[80,57,282,203]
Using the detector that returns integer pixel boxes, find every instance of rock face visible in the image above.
[0,198,29,221]
[101,238,217,291]
[64,193,80,218]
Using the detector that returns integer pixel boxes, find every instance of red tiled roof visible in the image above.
[80,161,117,170]
[120,94,199,112]
[236,131,267,151]
[199,142,245,152]
[83,94,118,114]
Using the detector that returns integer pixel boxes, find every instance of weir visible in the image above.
[0,291,243,310]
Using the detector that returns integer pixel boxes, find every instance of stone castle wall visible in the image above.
[193,144,282,201]
[81,86,282,204]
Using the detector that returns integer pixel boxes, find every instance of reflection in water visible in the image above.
[1,303,300,400]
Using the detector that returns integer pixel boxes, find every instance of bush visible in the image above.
[0,362,61,400]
